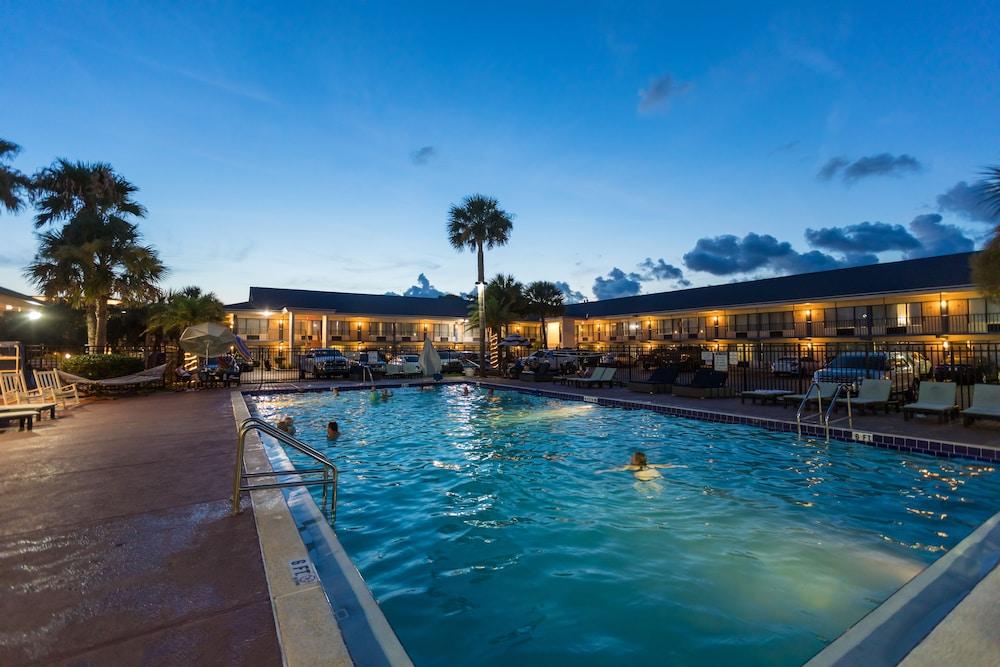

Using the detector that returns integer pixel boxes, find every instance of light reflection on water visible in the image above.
[253,386,1000,667]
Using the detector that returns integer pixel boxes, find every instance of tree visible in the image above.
[0,139,32,214]
[524,280,566,349]
[447,194,514,375]
[146,286,225,341]
[466,274,526,336]
[27,161,165,349]
[971,165,1000,296]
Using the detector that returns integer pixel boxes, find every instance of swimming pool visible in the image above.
[251,386,1000,667]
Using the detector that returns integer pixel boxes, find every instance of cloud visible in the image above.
[593,268,643,300]
[683,233,854,276]
[936,180,997,223]
[805,221,920,254]
[553,281,586,304]
[410,146,437,166]
[769,140,800,156]
[777,40,843,78]
[637,74,691,113]
[905,214,974,258]
[817,153,923,183]
[637,258,691,286]
[388,273,445,298]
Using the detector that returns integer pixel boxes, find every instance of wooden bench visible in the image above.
[0,410,38,431]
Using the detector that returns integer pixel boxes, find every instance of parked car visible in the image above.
[771,356,821,377]
[813,352,917,395]
[390,354,422,375]
[932,358,998,385]
[299,348,351,379]
[527,349,597,371]
[437,350,465,374]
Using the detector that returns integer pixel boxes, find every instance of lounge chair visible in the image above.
[555,366,595,385]
[520,362,556,382]
[0,408,39,431]
[0,371,57,407]
[833,378,894,414]
[33,369,80,408]
[571,367,617,388]
[961,384,1000,426]
[628,365,679,394]
[902,381,959,422]
[781,381,839,408]
[672,370,733,398]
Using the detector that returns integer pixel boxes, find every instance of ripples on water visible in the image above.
[253,386,1000,667]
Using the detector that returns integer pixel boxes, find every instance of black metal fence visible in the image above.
[574,342,1000,408]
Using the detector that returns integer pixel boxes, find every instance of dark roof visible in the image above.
[227,286,470,318]
[564,252,977,318]
[0,285,45,307]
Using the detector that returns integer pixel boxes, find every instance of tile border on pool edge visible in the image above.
[232,390,413,667]
[474,382,1000,464]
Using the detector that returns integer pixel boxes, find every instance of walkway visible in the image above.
[0,392,281,666]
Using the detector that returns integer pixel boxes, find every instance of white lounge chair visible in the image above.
[834,378,894,414]
[0,372,58,419]
[903,381,959,422]
[782,381,839,407]
[33,369,81,408]
[572,367,616,388]
[961,384,1000,426]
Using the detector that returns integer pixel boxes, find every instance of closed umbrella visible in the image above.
[179,322,237,365]
[499,334,530,347]
[420,337,442,378]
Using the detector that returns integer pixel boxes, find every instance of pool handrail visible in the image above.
[796,381,824,440]
[233,416,338,524]
[823,383,854,442]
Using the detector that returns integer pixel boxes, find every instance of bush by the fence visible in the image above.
[61,354,145,380]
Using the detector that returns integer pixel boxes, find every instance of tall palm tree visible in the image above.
[146,286,225,341]
[0,139,32,214]
[524,281,566,349]
[28,161,164,349]
[466,274,526,336]
[972,164,1000,296]
[448,194,514,375]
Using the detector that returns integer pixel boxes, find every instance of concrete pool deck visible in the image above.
[0,392,282,666]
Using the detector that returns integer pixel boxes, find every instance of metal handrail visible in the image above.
[360,365,375,388]
[823,383,854,442]
[232,417,338,524]
[795,381,824,441]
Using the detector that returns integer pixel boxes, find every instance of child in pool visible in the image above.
[276,415,296,436]
[326,421,340,439]
[597,451,685,481]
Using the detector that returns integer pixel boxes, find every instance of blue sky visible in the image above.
[2,1,998,304]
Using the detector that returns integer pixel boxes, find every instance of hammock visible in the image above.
[57,364,167,388]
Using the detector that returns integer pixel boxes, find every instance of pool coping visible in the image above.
[230,390,412,667]
[239,380,999,666]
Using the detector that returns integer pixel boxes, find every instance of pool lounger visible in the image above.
[627,366,680,394]
[0,410,38,431]
[781,382,839,407]
[962,384,1000,426]
[903,381,959,422]
[832,379,896,415]
[570,367,616,388]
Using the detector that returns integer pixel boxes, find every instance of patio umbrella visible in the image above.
[420,337,442,378]
[179,322,237,364]
[233,335,253,361]
[498,334,530,347]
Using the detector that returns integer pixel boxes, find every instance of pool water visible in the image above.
[252,386,1000,667]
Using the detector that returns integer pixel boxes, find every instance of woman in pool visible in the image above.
[598,451,685,481]
[326,421,340,439]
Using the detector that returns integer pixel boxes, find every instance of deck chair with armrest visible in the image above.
[33,369,80,408]
[961,384,1000,426]
[671,369,733,398]
[571,367,616,388]
[0,372,58,418]
[628,365,680,394]
[902,381,959,422]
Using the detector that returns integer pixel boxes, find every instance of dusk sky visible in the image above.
[2,1,998,305]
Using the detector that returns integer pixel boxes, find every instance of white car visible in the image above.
[390,354,422,376]
[771,356,820,377]
[299,348,351,379]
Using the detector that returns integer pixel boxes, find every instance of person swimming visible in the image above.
[381,389,392,400]
[326,421,340,439]
[276,415,296,436]
[462,385,470,396]
[332,387,340,396]
[597,451,685,481]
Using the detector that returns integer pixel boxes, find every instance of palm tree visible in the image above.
[0,139,32,214]
[147,286,225,341]
[524,281,566,349]
[466,274,526,336]
[972,164,1000,296]
[448,194,514,375]
[28,161,164,349]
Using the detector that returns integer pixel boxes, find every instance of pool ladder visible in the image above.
[796,382,853,443]
[232,417,338,524]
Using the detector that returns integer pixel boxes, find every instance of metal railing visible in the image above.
[232,417,338,524]
[796,381,824,441]
[823,383,853,441]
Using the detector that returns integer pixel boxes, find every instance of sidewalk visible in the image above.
[0,391,281,666]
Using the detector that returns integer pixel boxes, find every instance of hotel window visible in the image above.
[729,314,751,332]
[611,322,625,338]
[764,311,793,332]
[654,319,670,335]
[521,324,541,340]
[577,323,595,340]
[237,318,272,338]
[295,319,321,339]
[328,320,350,338]
[369,321,391,337]
[398,322,418,338]
[969,298,1000,331]
[433,323,450,339]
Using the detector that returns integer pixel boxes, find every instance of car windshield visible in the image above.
[315,350,343,357]
[829,355,887,370]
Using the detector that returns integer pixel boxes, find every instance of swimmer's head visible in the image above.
[630,451,647,468]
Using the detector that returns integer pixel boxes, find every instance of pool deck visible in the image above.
[0,392,282,666]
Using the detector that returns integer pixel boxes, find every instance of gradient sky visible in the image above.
[2,1,998,304]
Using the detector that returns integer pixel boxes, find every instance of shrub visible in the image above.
[61,354,144,380]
